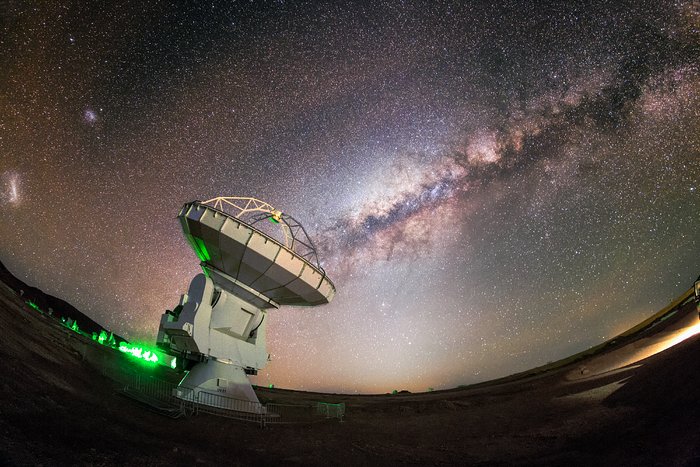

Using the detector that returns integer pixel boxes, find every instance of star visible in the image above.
[0,0,698,393]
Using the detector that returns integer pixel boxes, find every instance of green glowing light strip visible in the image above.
[117,342,177,369]
[184,235,202,260]
[118,343,159,363]
[193,237,211,261]
[44,306,178,370]
[185,234,211,262]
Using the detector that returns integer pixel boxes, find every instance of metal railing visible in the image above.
[195,391,266,426]
[265,403,315,424]
[122,373,196,417]
[118,373,344,426]
[316,402,346,422]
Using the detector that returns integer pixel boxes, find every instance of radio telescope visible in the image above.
[157,197,335,410]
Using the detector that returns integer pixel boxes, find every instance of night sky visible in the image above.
[1,1,698,393]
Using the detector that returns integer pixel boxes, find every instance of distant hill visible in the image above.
[0,259,127,342]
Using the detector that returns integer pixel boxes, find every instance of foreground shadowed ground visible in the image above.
[1,278,699,466]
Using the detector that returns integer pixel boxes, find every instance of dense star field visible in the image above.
[1,1,698,393]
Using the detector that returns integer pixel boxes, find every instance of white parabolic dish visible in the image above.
[180,200,336,307]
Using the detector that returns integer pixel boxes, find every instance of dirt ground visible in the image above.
[1,278,700,466]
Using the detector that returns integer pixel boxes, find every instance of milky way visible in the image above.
[1,1,699,392]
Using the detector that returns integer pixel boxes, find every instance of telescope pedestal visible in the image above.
[158,273,270,414]
[180,359,264,412]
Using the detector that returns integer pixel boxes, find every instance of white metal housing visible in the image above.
[157,199,335,411]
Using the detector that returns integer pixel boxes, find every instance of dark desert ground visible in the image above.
[1,267,700,466]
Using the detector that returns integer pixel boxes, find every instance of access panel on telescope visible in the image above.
[179,201,335,308]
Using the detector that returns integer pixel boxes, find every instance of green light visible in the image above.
[184,234,211,262]
[25,300,41,312]
[118,342,159,364]
[98,330,108,345]
[193,236,211,261]
[268,216,280,224]
[116,342,178,370]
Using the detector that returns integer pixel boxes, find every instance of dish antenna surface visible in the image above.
[157,197,335,410]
